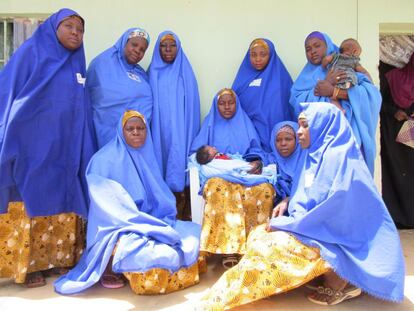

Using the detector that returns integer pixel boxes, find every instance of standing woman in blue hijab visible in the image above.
[0,9,95,288]
[149,31,200,220]
[232,38,294,152]
[290,31,381,175]
[87,28,153,148]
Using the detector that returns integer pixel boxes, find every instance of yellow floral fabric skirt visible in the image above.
[200,178,275,255]
[0,202,85,283]
[124,255,207,295]
[199,225,330,310]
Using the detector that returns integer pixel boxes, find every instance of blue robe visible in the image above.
[290,32,381,175]
[232,39,293,152]
[270,103,405,302]
[0,8,95,218]
[87,28,153,148]
[149,31,200,192]
[54,114,200,295]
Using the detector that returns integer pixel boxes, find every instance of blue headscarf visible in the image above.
[290,32,381,175]
[270,103,405,302]
[87,28,153,148]
[269,121,303,199]
[149,31,200,192]
[54,111,200,294]
[232,39,293,152]
[0,8,95,218]
[190,89,263,158]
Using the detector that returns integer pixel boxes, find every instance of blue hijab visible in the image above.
[190,90,263,157]
[149,31,200,192]
[270,103,405,302]
[269,121,303,199]
[290,32,381,175]
[0,8,95,218]
[232,39,293,152]
[54,111,200,294]
[87,28,153,148]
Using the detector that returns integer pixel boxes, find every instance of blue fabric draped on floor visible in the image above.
[270,103,405,302]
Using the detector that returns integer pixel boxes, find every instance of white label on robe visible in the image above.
[76,73,86,86]
[249,78,262,87]
[304,173,314,188]
[127,72,141,82]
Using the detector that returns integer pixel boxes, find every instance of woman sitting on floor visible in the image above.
[199,102,404,310]
[55,110,201,295]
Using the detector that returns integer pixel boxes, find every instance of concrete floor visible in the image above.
[0,230,413,311]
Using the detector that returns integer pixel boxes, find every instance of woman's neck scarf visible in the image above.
[270,102,405,303]
[148,31,200,192]
[290,32,381,176]
[0,8,95,217]
[86,27,153,148]
[385,52,414,109]
[232,38,293,152]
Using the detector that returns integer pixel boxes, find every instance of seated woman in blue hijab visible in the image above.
[87,27,153,148]
[149,31,200,220]
[290,31,381,175]
[199,103,404,310]
[232,38,294,152]
[0,8,95,288]
[190,88,275,269]
[54,110,201,295]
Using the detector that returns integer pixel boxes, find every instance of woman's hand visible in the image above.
[247,160,263,175]
[325,69,347,85]
[314,80,335,97]
[271,197,289,218]
[394,109,409,122]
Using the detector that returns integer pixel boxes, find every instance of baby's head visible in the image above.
[339,38,361,57]
[196,145,218,165]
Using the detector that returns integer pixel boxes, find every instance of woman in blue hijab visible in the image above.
[87,27,153,148]
[232,38,294,152]
[191,88,275,269]
[149,31,200,220]
[55,110,201,294]
[199,103,404,309]
[290,31,381,175]
[0,8,95,288]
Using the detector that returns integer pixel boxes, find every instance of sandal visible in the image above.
[100,273,126,289]
[23,271,46,288]
[222,255,240,270]
[307,284,362,305]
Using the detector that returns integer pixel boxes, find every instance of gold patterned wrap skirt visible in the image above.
[200,178,275,255]
[0,202,85,283]
[199,225,330,310]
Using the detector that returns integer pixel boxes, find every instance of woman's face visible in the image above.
[160,38,178,63]
[297,118,310,149]
[250,45,270,70]
[56,16,84,50]
[305,37,327,65]
[123,117,147,148]
[275,131,296,157]
[217,94,237,119]
[124,37,148,64]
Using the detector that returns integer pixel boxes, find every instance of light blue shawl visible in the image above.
[270,103,405,302]
[149,31,200,192]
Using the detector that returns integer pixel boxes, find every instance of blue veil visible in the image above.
[270,103,405,302]
[54,112,200,294]
[0,8,95,217]
[87,28,153,148]
[190,90,263,157]
[149,31,200,192]
[290,32,381,175]
[269,121,303,199]
[232,39,293,152]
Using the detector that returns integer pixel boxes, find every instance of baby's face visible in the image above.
[206,146,218,161]
[341,41,361,57]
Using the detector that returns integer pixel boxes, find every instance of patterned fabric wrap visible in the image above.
[396,119,414,148]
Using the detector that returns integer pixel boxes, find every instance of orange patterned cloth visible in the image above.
[199,225,330,310]
[0,202,85,283]
[200,178,275,254]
